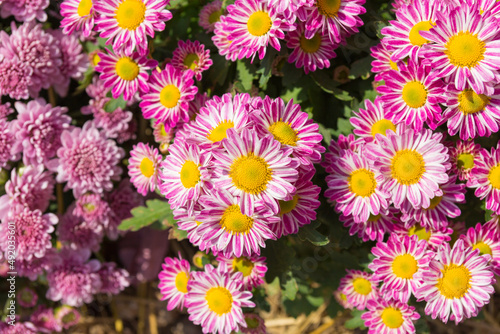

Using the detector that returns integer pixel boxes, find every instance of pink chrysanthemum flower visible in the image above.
[401,175,465,230]
[47,122,124,198]
[217,254,267,291]
[199,0,223,32]
[381,0,440,61]
[30,306,61,333]
[370,42,399,81]
[350,97,399,143]
[212,15,239,62]
[73,193,111,227]
[241,313,267,334]
[333,289,355,310]
[393,222,453,251]
[174,206,207,249]
[468,144,500,213]
[54,306,81,330]
[106,178,143,239]
[18,287,38,308]
[197,189,279,258]
[225,0,292,61]
[0,119,17,169]
[1,0,49,22]
[46,249,102,307]
[361,298,420,334]
[159,141,212,211]
[449,140,481,182]
[326,150,390,223]
[365,128,450,209]
[369,235,432,303]
[158,255,191,311]
[60,0,96,37]
[98,262,130,295]
[420,5,500,95]
[253,96,325,165]
[0,322,38,334]
[95,50,157,101]
[212,128,299,214]
[321,133,364,174]
[297,0,366,44]
[93,107,137,143]
[286,23,337,74]
[139,64,197,127]
[0,56,33,100]
[11,98,71,165]
[172,40,213,81]
[17,250,55,281]
[441,84,500,140]
[153,121,174,146]
[340,207,397,243]
[185,264,255,334]
[94,0,172,56]
[377,60,445,131]
[338,269,379,310]
[58,208,104,252]
[417,239,495,324]
[0,102,13,119]
[0,206,57,262]
[128,142,162,196]
[461,223,500,275]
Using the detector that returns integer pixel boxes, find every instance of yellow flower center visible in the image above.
[389,59,399,71]
[352,277,372,295]
[160,84,181,109]
[159,123,168,137]
[230,153,272,195]
[391,149,426,185]
[115,57,140,81]
[268,121,298,146]
[437,264,471,299]
[83,203,96,213]
[445,31,485,68]
[408,223,431,241]
[92,53,101,67]
[180,160,200,188]
[317,0,342,17]
[208,10,222,24]
[457,89,490,114]
[457,153,475,170]
[207,120,234,142]
[299,33,322,53]
[392,254,418,279]
[247,11,272,37]
[348,169,377,197]
[175,272,189,293]
[140,157,155,178]
[371,119,396,138]
[488,164,500,189]
[381,307,404,329]
[402,81,428,108]
[115,0,146,30]
[205,287,233,316]
[77,0,93,17]
[232,257,255,277]
[220,204,254,235]
[409,20,434,46]
[427,195,442,210]
[368,214,381,222]
[473,241,492,255]
[183,53,200,71]
[279,195,299,215]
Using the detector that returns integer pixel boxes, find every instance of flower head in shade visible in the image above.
[241,312,267,334]
[30,306,61,333]
[369,235,432,303]
[172,40,213,81]
[186,264,255,334]
[106,178,143,239]
[340,207,397,243]
[199,0,223,32]
[1,0,49,21]
[0,322,38,334]
[333,289,354,310]
[286,23,337,74]
[94,0,172,56]
[73,193,111,229]
[225,0,292,61]
[197,189,279,258]
[212,128,299,214]
[11,98,71,165]
[96,50,157,101]
[377,60,445,131]
[60,0,96,37]
[97,262,130,295]
[93,107,136,143]
[365,128,450,209]
[46,248,102,307]
[321,133,364,174]
[420,6,500,95]
[252,96,325,165]
[0,56,33,100]
[441,84,500,140]
[0,206,57,262]
[58,208,104,252]
[158,255,191,311]
[468,144,500,213]
[48,122,124,198]
[217,254,267,291]
[0,119,17,169]
[361,298,420,334]
[461,223,500,275]
[139,64,198,127]
[212,15,239,62]
[393,222,453,251]
[338,269,379,310]
[417,239,495,324]
[370,42,399,81]
[128,142,162,196]
[449,140,481,182]
[350,97,398,143]
[54,306,81,330]
[174,206,207,249]
[17,287,38,308]
[17,250,55,281]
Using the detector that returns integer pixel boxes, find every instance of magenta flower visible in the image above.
[97,262,130,295]
[0,56,33,100]
[57,208,104,252]
[172,40,213,80]
[0,119,17,169]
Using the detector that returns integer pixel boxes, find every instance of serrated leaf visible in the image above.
[104,95,127,113]
[118,199,174,231]
[298,223,330,246]
[282,275,298,301]
[344,309,366,330]
[236,60,255,92]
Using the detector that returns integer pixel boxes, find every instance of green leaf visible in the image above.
[349,56,373,80]
[282,275,298,301]
[344,309,366,330]
[104,95,127,113]
[118,199,174,232]
[298,222,330,246]
[236,60,256,92]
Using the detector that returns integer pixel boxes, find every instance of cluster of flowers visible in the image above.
[325,0,500,332]
[204,0,366,73]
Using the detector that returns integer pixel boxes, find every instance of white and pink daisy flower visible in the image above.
[393,222,453,251]
[128,142,162,196]
[158,255,191,311]
[60,0,96,37]
[171,40,213,81]
[449,140,482,182]
[338,269,379,310]
[339,207,397,243]
[468,144,500,213]
[350,97,398,143]
[217,254,267,291]
[198,0,223,33]
[174,206,206,249]
[370,42,399,81]
[212,15,239,62]
[461,223,500,275]
[361,298,420,334]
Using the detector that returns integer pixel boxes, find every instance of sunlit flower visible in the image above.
[461,223,500,275]
[350,97,398,143]
[217,254,267,290]
[128,142,162,196]
[158,255,191,311]
[370,42,399,81]
[361,298,420,334]
[60,0,96,37]
[468,144,500,213]
[338,269,379,310]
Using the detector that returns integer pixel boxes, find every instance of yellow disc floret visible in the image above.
[140,157,155,178]
[115,57,140,81]
[205,287,233,315]
[371,119,396,138]
[381,307,404,329]
[232,257,255,277]
[207,120,235,142]
[78,0,93,17]
[279,195,299,215]
[457,89,490,114]
[409,21,434,46]
[299,33,322,53]
[175,272,189,293]
[317,0,342,17]
[352,277,372,295]
[180,160,200,188]
[247,11,272,36]
[230,153,272,195]
[402,81,428,109]
[445,31,485,68]
[391,149,426,185]
[268,121,299,146]
[115,0,146,30]
[437,264,471,299]
[220,204,254,235]
[183,53,200,71]
[348,169,377,197]
[473,241,492,256]
[488,164,500,189]
[392,254,418,279]
[160,84,181,108]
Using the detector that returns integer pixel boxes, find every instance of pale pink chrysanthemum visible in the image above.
[93,107,136,143]
[199,0,223,33]
[361,298,420,334]
[54,306,81,330]
[128,142,162,196]
[0,119,17,169]
[97,262,130,295]
[73,193,111,228]
[172,40,213,81]
[0,102,13,119]
[57,208,104,252]
[0,322,38,334]
[158,255,191,311]
[1,0,49,22]
[17,287,38,308]
[60,0,97,37]
[106,178,143,239]
[0,56,33,100]
[17,249,55,281]
[217,254,267,291]
[338,269,379,310]
[30,306,62,333]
